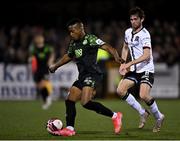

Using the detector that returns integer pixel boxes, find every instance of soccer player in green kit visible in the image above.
[49,19,124,136]
[29,34,55,110]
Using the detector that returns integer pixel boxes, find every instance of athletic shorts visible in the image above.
[72,73,103,90]
[124,71,154,88]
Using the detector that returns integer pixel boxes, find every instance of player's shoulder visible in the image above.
[69,40,75,46]
[29,44,35,54]
[140,27,151,37]
[125,28,132,35]
[85,34,98,45]
[44,44,52,48]
[85,33,105,46]
[85,34,98,40]
[44,44,53,51]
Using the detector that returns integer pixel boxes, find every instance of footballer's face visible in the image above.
[34,35,45,48]
[68,23,84,40]
[130,15,144,31]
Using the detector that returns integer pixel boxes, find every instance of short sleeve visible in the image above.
[87,34,106,47]
[124,33,128,44]
[141,33,151,48]
[29,45,35,56]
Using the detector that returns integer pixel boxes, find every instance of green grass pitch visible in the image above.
[0,99,180,140]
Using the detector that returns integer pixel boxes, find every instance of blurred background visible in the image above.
[0,0,180,100]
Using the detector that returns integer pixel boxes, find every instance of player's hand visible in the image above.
[48,64,57,73]
[119,63,128,76]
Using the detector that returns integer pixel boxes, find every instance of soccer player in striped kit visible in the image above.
[117,7,165,132]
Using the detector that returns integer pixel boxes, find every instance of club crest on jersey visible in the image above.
[131,36,139,46]
[96,39,105,45]
[75,49,82,58]
[83,39,88,45]
[135,36,139,41]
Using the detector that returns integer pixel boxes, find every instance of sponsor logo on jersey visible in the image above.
[75,49,82,58]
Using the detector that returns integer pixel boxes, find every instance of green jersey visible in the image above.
[30,44,53,74]
[67,34,105,75]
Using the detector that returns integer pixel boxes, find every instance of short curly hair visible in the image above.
[66,18,82,28]
[129,7,145,19]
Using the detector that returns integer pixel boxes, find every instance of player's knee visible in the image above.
[67,92,81,102]
[121,92,131,100]
[139,94,151,102]
[82,100,91,109]
[80,99,89,106]
[139,94,147,101]
[116,87,126,97]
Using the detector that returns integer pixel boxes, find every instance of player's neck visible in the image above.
[132,25,143,34]
[80,31,86,39]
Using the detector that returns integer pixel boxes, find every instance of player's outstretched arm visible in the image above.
[126,47,150,67]
[48,48,55,67]
[101,43,125,64]
[49,54,72,73]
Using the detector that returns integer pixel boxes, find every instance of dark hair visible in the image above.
[66,18,82,28]
[129,7,145,19]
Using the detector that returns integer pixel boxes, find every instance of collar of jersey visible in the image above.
[74,34,87,43]
[131,27,144,35]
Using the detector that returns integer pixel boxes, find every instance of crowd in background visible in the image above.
[0,19,179,66]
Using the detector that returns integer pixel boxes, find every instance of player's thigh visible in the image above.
[139,72,154,101]
[36,74,48,88]
[39,79,53,94]
[139,83,153,101]
[117,79,135,96]
[38,79,49,87]
[81,86,94,105]
[36,80,44,89]
[68,86,82,102]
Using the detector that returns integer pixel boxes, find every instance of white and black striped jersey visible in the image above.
[124,27,154,73]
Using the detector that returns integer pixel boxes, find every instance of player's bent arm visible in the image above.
[28,56,32,64]
[49,54,72,73]
[48,49,55,66]
[121,42,129,62]
[128,47,150,67]
[101,43,125,64]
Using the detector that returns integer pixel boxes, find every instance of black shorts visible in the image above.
[124,71,154,88]
[72,73,103,90]
[33,72,49,83]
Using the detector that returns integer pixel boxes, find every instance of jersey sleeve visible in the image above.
[87,34,106,47]
[124,29,129,44]
[29,45,35,56]
[44,45,53,54]
[124,33,128,44]
[141,32,151,48]
[67,41,74,58]
[48,46,53,53]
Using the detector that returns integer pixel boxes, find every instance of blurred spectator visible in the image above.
[0,20,179,66]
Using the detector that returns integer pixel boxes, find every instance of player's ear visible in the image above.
[79,23,84,30]
[141,17,144,23]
